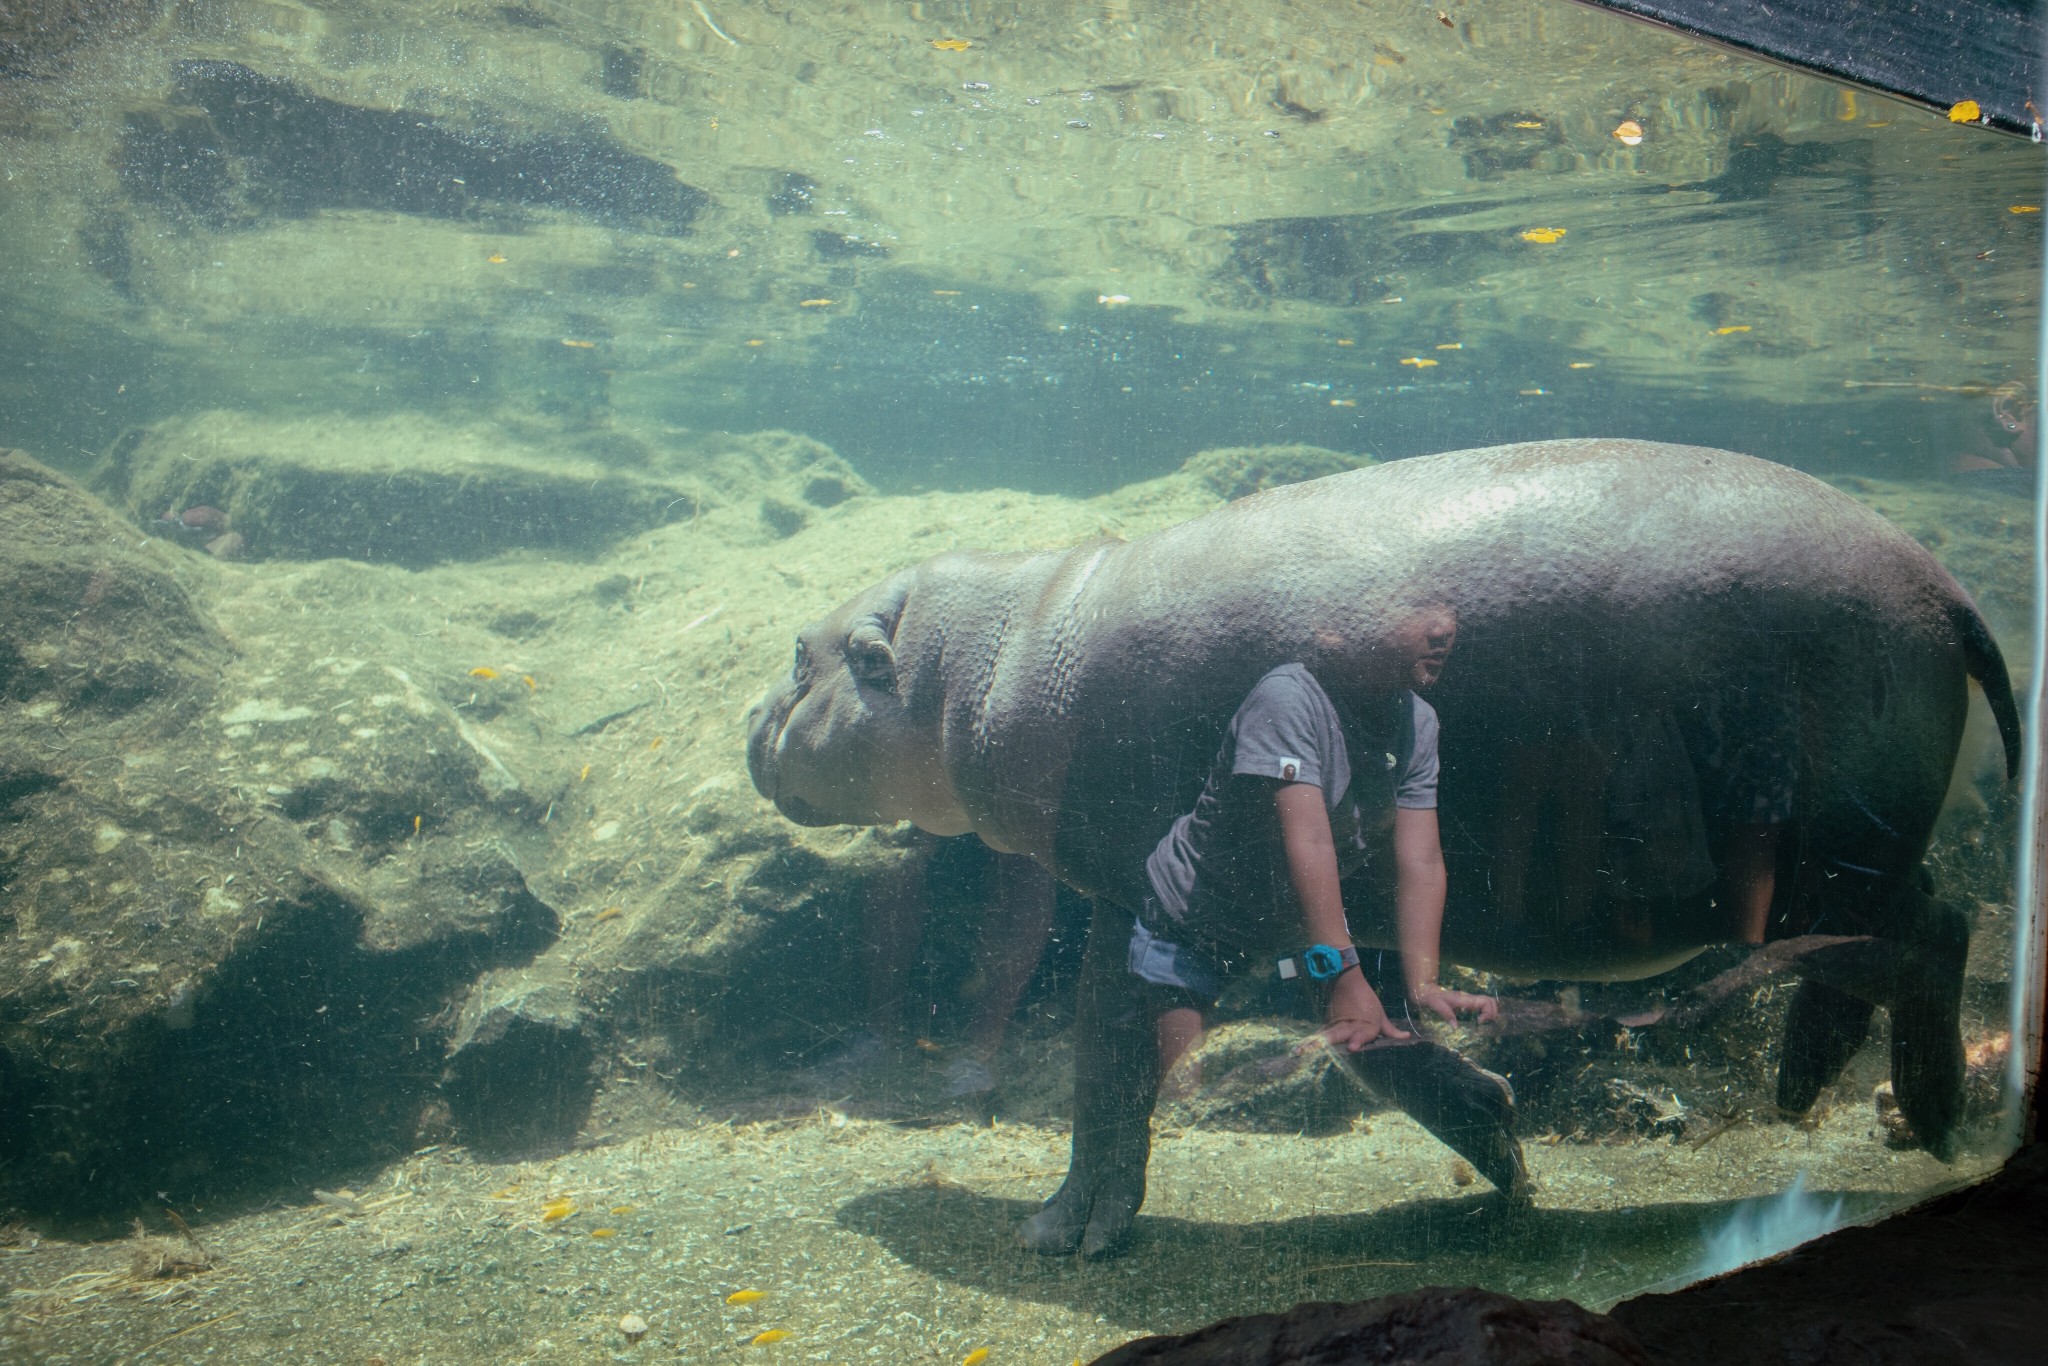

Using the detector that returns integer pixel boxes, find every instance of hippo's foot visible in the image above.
[1017,1165,1145,1259]
[1889,897,1969,1162]
[1343,1038,1531,1203]
[1776,979,1875,1119]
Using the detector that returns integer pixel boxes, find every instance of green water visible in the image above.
[0,0,2038,1361]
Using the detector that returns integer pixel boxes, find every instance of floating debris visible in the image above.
[611,1204,637,1215]
[596,906,624,923]
[1511,120,1544,129]
[1329,398,1356,407]
[311,1189,366,1216]
[2010,204,2041,214]
[1949,99,1983,123]
[1098,294,1130,306]
[1519,227,1566,244]
[930,38,971,51]
[561,339,597,349]
[1399,357,1438,368]
[1435,342,1463,350]
[591,1228,618,1238]
[487,253,508,263]
[1569,361,1596,369]
[522,674,537,690]
[1714,324,1752,335]
[1613,119,1644,146]
[541,1198,576,1222]
[799,298,834,307]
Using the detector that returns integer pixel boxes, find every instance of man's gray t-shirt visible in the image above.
[1142,663,1438,954]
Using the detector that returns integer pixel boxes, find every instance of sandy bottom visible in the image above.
[0,1103,1994,1366]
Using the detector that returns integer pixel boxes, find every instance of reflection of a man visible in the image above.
[1487,660,1797,949]
[1951,380,2036,478]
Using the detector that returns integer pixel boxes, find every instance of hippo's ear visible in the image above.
[845,618,897,693]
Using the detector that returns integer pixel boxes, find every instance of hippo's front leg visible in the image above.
[1019,901,1158,1259]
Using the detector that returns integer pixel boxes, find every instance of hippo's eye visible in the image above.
[792,640,811,677]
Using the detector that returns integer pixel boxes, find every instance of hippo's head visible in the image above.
[745,568,972,836]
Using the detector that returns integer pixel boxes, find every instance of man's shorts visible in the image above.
[1126,913,1228,1001]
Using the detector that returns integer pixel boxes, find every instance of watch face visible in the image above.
[1303,945,1343,980]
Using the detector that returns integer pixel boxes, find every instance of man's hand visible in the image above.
[1310,969,1411,1052]
[1408,983,1498,1027]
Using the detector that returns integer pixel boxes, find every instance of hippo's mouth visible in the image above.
[746,686,842,826]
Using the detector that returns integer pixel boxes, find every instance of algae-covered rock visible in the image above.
[0,448,223,719]
[1181,444,1374,501]
[95,411,713,567]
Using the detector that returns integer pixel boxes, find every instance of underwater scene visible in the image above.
[0,0,2040,1360]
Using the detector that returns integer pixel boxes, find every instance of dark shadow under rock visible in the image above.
[1091,1285,1652,1366]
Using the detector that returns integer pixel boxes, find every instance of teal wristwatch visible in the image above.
[1277,944,1360,982]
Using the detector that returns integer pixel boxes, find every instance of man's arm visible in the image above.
[1394,807,1497,1026]
[1274,782,1408,1050]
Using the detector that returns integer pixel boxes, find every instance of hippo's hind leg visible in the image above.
[1777,883,1967,1160]
[1885,889,1968,1160]
[1018,901,1158,1259]
[1345,1039,1530,1202]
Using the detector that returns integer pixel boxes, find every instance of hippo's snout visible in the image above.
[744,692,781,801]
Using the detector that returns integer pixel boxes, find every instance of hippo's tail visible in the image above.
[1953,597,2023,781]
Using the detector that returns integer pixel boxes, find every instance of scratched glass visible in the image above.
[0,1,2037,1362]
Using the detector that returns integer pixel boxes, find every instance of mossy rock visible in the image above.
[1181,444,1374,501]
[95,411,717,567]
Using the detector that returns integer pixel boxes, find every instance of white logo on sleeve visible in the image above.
[1277,757,1302,781]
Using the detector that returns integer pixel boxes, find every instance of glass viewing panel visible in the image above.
[0,0,2038,1360]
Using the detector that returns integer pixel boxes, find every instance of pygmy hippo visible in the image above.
[745,438,2019,1257]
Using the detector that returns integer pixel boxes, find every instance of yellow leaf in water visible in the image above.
[649,737,665,751]
[596,907,623,923]
[1335,338,1354,345]
[1949,99,1983,123]
[2010,204,2041,214]
[522,674,537,690]
[579,764,592,782]
[751,1329,789,1345]
[1518,227,1566,244]
[930,38,972,50]
[963,1350,990,1366]
[1399,357,1438,368]
[1435,342,1463,350]
[541,1198,575,1222]
[1511,120,1543,129]
[590,1228,617,1238]
[727,1289,766,1305]
[561,339,597,349]
[469,667,499,680]
[1569,361,1596,369]
[487,253,508,264]
[1714,325,1752,335]
[799,298,834,307]
[489,1188,519,1200]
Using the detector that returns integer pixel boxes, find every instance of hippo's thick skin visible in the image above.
[746,439,2019,1255]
